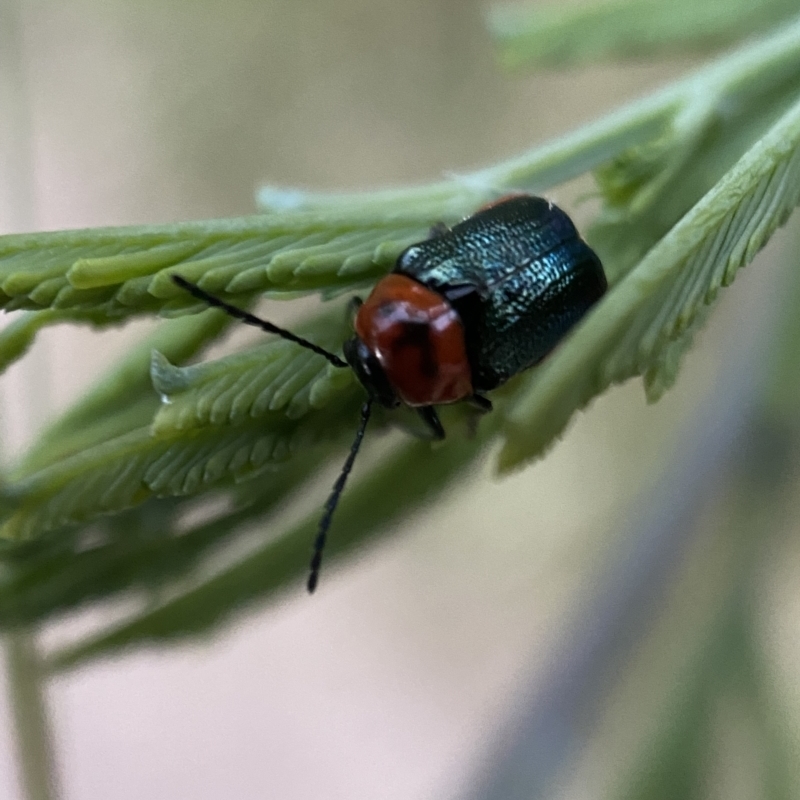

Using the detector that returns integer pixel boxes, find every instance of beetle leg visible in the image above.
[417,406,446,440]
[466,393,493,414]
[346,295,363,323]
[462,393,493,437]
[427,221,450,239]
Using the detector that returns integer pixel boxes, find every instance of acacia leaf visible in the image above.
[46,418,498,670]
[150,308,355,434]
[0,216,437,318]
[3,380,361,540]
[17,309,232,475]
[499,91,800,470]
[5,20,800,662]
[488,0,800,69]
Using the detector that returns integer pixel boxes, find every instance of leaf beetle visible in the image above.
[174,194,607,592]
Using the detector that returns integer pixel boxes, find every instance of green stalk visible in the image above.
[4,633,58,800]
[0,2,59,797]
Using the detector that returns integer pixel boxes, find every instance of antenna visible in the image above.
[172,274,348,368]
[308,399,373,592]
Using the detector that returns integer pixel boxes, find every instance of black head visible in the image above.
[343,335,400,409]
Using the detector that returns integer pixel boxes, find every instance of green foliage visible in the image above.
[16,309,232,475]
[0,214,435,318]
[500,90,800,469]
[149,308,355,434]
[3,9,800,672]
[488,0,800,68]
[46,418,498,669]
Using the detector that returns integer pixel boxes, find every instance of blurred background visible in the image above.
[0,1,798,798]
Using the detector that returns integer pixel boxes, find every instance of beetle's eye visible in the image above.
[343,336,399,408]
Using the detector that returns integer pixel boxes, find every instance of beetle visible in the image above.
[173,194,607,592]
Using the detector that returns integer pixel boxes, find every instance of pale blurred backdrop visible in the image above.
[0,2,798,799]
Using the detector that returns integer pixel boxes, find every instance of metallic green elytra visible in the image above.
[393,194,607,391]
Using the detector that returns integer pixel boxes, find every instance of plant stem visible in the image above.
[0,3,59,798]
[260,14,800,216]
[4,632,58,800]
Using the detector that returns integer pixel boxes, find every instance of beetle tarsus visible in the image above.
[416,406,446,440]
[467,394,493,413]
